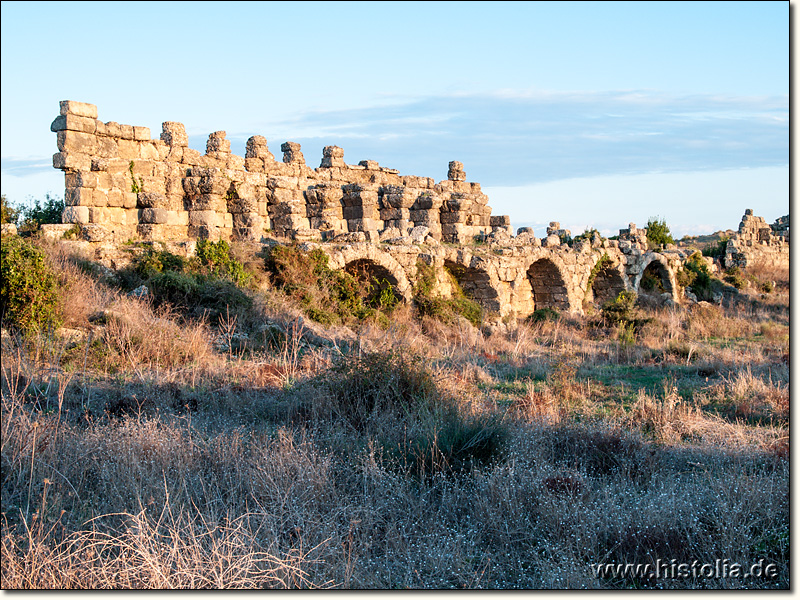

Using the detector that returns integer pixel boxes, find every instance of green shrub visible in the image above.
[528,307,560,323]
[702,237,729,259]
[601,290,638,325]
[0,236,62,332]
[645,217,675,249]
[1,194,22,225]
[678,251,725,302]
[722,267,747,290]
[17,194,65,234]
[413,261,483,327]
[196,239,251,287]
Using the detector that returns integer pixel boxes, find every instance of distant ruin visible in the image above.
[45,100,788,321]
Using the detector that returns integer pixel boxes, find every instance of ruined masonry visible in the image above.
[48,101,788,322]
[52,100,497,245]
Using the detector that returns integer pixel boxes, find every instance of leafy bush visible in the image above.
[678,252,725,302]
[1,194,22,225]
[0,236,62,332]
[528,307,560,323]
[196,239,251,287]
[17,194,65,234]
[702,237,729,259]
[722,267,747,290]
[413,261,483,327]
[645,217,675,249]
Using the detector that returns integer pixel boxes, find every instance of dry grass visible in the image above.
[0,239,790,589]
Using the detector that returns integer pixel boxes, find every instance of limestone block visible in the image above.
[130,126,150,141]
[161,122,188,147]
[95,136,118,159]
[199,176,231,195]
[80,224,110,242]
[137,192,169,209]
[116,139,140,160]
[187,194,226,212]
[232,213,263,229]
[189,210,224,228]
[105,121,123,138]
[245,136,275,161]
[60,100,98,119]
[440,211,466,224]
[281,142,305,165]
[411,194,441,210]
[138,142,161,160]
[139,208,169,224]
[65,187,95,207]
[91,190,108,207]
[166,210,189,227]
[57,130,98,155]
[206,131,230,154]
[62,206,90,224]
[244,157,266,172]
[227,196,258,214]
[227,154,245,171]
[118,124,135,140]
[51,114,97,134]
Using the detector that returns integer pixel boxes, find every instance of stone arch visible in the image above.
[443,258,501,313]
[526,257,571,313]
[585,255,628,307]
[634,254,676,301]
[325,244,412,302]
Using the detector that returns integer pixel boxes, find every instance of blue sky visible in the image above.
[1,1,788,237]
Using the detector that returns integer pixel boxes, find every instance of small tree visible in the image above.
[646,217,675,250]
[1,194,22,225]
[18,193,65,233]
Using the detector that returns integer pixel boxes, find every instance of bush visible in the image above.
[17,194,65,234]
[722,267,747,290]
[645,217,674,249]
[528,307,560,323]
[413,261,483,328]
[702,237,729,259]
[264,244,371,324]
[678,252,724,302]
[1,194,22,225]
[313,350,507,476]
[0,236,62,332]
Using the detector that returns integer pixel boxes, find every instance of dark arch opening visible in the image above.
[639,261,672,295]
[344,259,402,309]
[443,260,497,309]
[527,258,570,312]
[589,264,627,307]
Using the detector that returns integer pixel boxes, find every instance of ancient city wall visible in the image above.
[44,101,787,322]
[52,100,506,246]
[724,209,790,271]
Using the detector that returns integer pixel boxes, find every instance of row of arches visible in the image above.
[324,247,677,320]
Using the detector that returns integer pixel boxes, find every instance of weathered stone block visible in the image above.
[60,100,98,119]
[51,114,97,134]
[62,206,90,224]
[161,122,188,147]
[139,208,169,224]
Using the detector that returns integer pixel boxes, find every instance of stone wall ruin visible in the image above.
[45,101,789,323]
[52,101,503,247]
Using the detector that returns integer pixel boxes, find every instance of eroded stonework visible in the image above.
[50,101,788,322]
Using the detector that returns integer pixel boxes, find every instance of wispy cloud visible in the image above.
[241,90,787,185]
[6,90,786,191]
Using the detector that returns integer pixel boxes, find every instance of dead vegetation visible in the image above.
[0,237,789,589]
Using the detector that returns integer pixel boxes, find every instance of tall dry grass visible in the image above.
[1,238,790,589]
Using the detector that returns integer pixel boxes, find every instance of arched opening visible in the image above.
[527,258,570,312]
[636,259,674,305]
[443,260,498,310]
[345,258,403,310]
[588,261,627,307]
